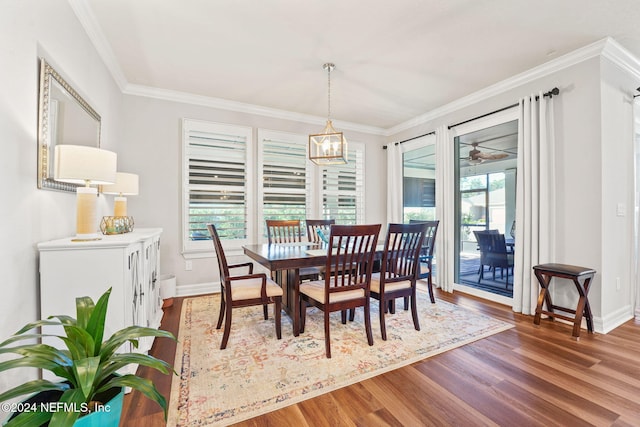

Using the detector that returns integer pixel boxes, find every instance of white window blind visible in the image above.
[182,119,253,253]
[258,130,310,238]
[322,143,364,225]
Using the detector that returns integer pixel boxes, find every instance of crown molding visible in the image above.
[600,37,640,81]
[67,0,128,91]
[386,37,614,136]
[123,84,386,135]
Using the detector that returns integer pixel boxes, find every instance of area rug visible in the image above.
[167,291,513,426]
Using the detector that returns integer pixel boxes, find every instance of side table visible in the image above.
[532,263,596,340]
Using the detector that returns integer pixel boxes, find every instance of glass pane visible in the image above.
[402,143,436,222]
[454,119,518,299]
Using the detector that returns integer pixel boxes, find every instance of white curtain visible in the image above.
[435,125,455,292]
[386,142,403,224]
[512,93,556,314]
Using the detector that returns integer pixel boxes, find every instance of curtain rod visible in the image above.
[382,131,435,150]
[448,87,559,130]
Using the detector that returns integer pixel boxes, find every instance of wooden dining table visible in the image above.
[243,242,384,336]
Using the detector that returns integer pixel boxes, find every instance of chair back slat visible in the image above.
[325,224,381,298]
[381,223,427,282]
[306,219,335,243]
[266,219,303,243]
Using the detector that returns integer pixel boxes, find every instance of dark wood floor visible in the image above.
[120,289,640,426]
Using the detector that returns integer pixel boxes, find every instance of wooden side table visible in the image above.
[532,263,596,340]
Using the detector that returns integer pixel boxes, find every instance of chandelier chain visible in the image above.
[327,64,331,120]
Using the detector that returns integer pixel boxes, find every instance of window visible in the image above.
[182,119,365,254]
[258,130,310,237]
[321,145,364,225]
[182,119,254,253]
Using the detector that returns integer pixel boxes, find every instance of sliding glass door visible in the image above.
[452,113,518,302]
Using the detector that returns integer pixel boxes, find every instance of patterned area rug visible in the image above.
[167,291,513,426]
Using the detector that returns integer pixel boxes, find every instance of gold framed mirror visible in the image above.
[37,58,101,192]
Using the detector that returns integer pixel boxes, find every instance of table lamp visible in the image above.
[101,172,139,216]
[54,145,117,241]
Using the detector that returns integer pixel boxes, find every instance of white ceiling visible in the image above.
[77,0,640,131]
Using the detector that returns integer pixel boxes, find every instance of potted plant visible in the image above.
[0,288,175,427]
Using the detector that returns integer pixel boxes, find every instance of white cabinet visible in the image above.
[38,228,163,363]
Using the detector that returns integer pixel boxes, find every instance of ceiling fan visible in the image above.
[466,143,509,164]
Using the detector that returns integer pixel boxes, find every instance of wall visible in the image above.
[0,0,123,409]
[387,49,638,331]
[119,95,386,294]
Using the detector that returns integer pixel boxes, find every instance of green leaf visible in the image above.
[75,295,96,330]
[48,388,85,427]
[0,379,68,403]
[85,288,111,355]
[101,327,175,360]
[73,356,101,399]
[62,324,95,357]
[99,352,171,382]
[7,319,64,338]
[98,374,168,419]
[4,409,53,427]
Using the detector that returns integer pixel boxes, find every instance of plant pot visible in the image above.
[5,386,124,427]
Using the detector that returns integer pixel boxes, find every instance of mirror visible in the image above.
[37,58,101,191]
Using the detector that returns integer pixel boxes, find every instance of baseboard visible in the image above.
[594,304,634,334]
[176,282,220,297]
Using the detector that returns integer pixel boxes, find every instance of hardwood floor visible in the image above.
[120,289,640,426]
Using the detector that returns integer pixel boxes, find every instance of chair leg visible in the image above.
[324,310,331,358]
[379,297,387,341]
[403,296,409,311]
[220,301,233,349]
[274,298,282,340]
[389,299,396,314]
[349,308,355,322]
[263,304,268,320]
[216,293,226,329]
[364,300,374,346]
[341,310,347,324]
[427,274,435,304]
[411,290,420,331]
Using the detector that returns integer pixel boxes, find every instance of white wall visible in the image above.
[387,51,638,331]
[0,0,123,409]
[118,95,386,293]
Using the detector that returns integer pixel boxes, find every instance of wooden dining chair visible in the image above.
[298,224,381,358]
[370,223,427,340]
[207,224,282,349]
[266,219,305,243]
[305,219,335,243]
[266,219,320,281]
[408,220,440,303]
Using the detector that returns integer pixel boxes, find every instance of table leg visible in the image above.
[288,269,300,337]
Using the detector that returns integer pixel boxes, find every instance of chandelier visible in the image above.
[309,63,348,165]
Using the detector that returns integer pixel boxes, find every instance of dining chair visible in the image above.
[369,222,427,340]
[305,219,335,243]
[266,219,320,281]
[474,230,513,288]
[408,220,440,303]
[298,224,381,358]
[207,224,282,349]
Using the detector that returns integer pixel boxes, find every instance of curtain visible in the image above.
[386,142,403,224]
[634,98,640,316]
[512,93,555,314]
[435,125,455,292]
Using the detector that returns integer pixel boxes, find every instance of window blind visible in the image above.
[322,147,364,225]
[183,120,252,251]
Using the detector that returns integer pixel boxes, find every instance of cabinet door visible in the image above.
[126,243,145,353]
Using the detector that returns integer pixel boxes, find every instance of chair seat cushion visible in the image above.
[230,276,283,300]
[370,272,412,293]
[300,279,365,303]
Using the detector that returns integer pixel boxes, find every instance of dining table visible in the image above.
[243,242,384,336]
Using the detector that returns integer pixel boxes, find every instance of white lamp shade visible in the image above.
[54,145,117,185]
[101,172,139,195]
